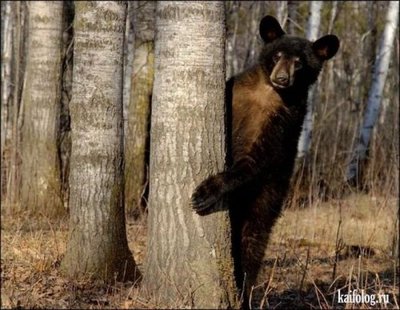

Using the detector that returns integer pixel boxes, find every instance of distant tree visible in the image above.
[124,0,156,217]
[61,1,140,282]
[275,1,288,28]
[58,1,74,210]
[1,1,14,198]
[297,1,323,160]
[225,1,240,78]
[145,2,238,308]
[1,1,12,161]
[20,1,64,216]
[346,1,399,186]
[287,1,298,35]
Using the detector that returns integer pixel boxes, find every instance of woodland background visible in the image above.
[1,1,399,309]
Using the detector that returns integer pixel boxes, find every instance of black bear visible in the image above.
[191,15,340,305]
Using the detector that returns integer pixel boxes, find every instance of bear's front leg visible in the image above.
[191,156,258,214]
[191,173,225,214]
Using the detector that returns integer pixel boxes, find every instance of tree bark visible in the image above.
[20,1,64,216]
[275,1,288,29]
[1,1,12,161]
[287,1,298,35]
[145,2,238,308]
[61,1,140,282]
[124,0,156,217]
[1,1,13,199]
[346,1,399,185]
[58,1,74,210]
[297,1,323,160]
[225,1,240,79]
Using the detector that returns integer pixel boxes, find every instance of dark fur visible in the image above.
[191,16,339,304]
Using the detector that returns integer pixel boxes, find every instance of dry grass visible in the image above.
[253,194,399,309]
[1,194,398,309]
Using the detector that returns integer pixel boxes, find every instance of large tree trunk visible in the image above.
[346,1,399,185]
[145,2,238,308]
[20,1,64,216]
[124,1,156,217]
[61,1,140,282]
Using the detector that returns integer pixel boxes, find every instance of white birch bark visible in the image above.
[123,1,135,138]
[346,1,399,183]
[276,1,287,28]
[297,1,323,159]
[1,1,13,156]
[1,1,13,198]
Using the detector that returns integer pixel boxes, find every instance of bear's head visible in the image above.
[258,15,340,90]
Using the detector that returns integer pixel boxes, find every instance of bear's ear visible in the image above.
[259,15,285,44]
[313,35,340,61]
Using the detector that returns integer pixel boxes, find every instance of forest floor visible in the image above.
[1,193,398,309]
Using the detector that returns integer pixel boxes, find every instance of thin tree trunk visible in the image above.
[61,1,140,282]
[145,2,238,308]
[243,1,261,70]
[123,1,135,138]
[19,1,64,215]
[1,1,12,160]
[6,2,24,208]
[275,1,287,29]
[327,1,338,34]
[346,1,399,185]
[1,1,13,198]
[297,1,323,160]
[58,1,74,210]
[287,1,298,35]
[124,0,156,217]
[225,1,240,78]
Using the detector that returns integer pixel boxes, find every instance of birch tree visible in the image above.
[1,1,13,160]
[297,1,323,160]
[20,1,64,215]
[287,1,298,35]
[1,1,13,198]
[346,1,399,185]
[61,1,140,282]
[145,2,238,308]
[124,1,156,217]
[275,1,287,28]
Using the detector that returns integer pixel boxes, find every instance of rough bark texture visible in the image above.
[145,2,238,308]
[20,1,64,215]
[125,1,156,217]
[61,1,140,282]
[58,1,74,210]
[346,1,399,184]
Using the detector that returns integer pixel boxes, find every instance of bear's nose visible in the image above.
[276,73,289,84]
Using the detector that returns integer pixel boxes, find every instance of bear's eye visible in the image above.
[294,59,302,70]
[272,52,282,63]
